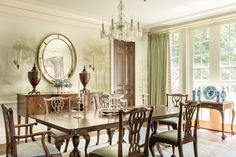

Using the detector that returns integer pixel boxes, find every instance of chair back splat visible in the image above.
[179,101,200,143]
[166,93,188,107]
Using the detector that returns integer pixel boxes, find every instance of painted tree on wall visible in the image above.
[83,40,110,93]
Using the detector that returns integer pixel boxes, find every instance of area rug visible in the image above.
[62,129,236,157]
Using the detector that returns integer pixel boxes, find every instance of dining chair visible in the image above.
[95,94,115,145]
[149,101,200,157]
[44,96,72,153]
[1,104,61,157]
[89,106,153,157]
[158,93,188,129]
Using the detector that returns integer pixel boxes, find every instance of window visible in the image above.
[170,33,180,92]
[192,27,210,121]
[220,23,236,122]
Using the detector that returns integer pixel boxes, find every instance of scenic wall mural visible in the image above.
[82,40,110,93]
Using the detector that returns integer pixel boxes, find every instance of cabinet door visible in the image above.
[27,96,46,115]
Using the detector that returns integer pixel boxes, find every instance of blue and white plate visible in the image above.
[203,86,217,100]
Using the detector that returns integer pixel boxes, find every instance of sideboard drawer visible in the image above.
[27,96,46,115]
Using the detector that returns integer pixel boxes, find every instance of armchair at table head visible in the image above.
[44,96,71,113]
[43,96,72,153]
[1,104,61,157]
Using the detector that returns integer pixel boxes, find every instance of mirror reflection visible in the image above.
[38,34,77,83]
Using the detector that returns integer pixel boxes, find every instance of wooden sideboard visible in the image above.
[17,93,79,124]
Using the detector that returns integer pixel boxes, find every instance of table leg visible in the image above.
[83,134,90,157]
[220,111,226,140]
[69,135,80,157]
[231,109,235,133]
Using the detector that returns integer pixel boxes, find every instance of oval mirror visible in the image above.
[38,34,77,83]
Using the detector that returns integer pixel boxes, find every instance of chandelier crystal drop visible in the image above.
[100,0,142,41]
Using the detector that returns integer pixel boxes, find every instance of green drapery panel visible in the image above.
[147,33,169,106]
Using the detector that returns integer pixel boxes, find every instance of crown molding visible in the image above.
[0,0,102,29]
[145,3,236,30]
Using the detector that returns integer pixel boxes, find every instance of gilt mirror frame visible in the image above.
[38,33,77,83]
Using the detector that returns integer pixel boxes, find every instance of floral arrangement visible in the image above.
[53,79,72,88]
[53,79,64,88]
[63,79,72,88]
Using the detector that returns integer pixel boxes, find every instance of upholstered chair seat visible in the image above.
[90,143,141,157]
[158,117,179,126]
[17,141,60,157]
[150,130,185,143]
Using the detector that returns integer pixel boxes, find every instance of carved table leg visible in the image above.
[220,110,226,140]
[83,134,90,157]
[231,109,235,133]
[70,135,80,157]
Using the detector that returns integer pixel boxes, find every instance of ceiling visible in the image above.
[13,0,236,28]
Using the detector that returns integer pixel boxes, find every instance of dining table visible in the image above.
[29,105,179,157]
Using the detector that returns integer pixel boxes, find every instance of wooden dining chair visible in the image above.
[44,96,71,153]
[94,94,115,145]
[89,106,153,157]
[1,104,61,157]
[149,101,200,157]
[158,93,188,129]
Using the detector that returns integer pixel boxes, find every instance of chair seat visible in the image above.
[158,117,179,126]
[50,128,70,137]
[17,141,61,157]
[151,130,184,143]
[89,143,145,157]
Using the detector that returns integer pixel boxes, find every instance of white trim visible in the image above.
[0,0,102,28]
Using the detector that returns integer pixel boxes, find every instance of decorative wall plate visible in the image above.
[203,86,217,100]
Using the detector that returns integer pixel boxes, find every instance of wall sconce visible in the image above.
[88,59,95,71]
[12,42,31,69]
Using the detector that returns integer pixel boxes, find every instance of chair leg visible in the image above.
[107,128,115,145]
[55,139,64,152]
[149,138,157,157]
[193,140,198,157]
[96,130,100,145]
[83,134,91,157]
[178,145,184,157]
[63,138,70,153]
[48,135,51,143]
[156,142,164,157]
[171,145,176,157]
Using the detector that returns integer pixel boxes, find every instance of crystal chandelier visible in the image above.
[100,0,142,41]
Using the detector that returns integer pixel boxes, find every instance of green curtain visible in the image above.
[147,33,169,106]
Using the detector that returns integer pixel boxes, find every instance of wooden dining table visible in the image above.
[29,106,179,157]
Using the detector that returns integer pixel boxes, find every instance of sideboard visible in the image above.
[17,93,79,138]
